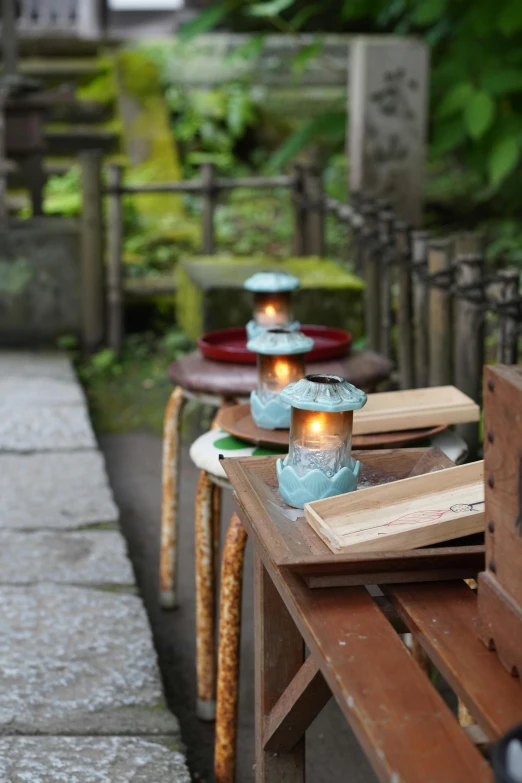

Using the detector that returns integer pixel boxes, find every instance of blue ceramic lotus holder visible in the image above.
[246,318,300,341]
[276,455,361,509]
[250,390,291,429]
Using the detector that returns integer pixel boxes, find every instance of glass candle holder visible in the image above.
[244,272,300,339]
[276,374,367,508]
[258,351,305,403]
[247,328,314,430]
[288,407,353,478]
[254,291,292,328]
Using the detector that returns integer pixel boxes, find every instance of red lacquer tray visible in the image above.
[198,325,352,364]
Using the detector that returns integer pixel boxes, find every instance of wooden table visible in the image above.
[219,453,522,783]
[160,348,393,609]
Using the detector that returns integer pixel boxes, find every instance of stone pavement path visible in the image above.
[0,352,190,783]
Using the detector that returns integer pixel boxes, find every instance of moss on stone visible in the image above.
[176,254,365,341]
[113,49,195,242]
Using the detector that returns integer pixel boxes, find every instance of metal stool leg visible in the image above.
[196,470,217,720]
[159,386,186,609]
[215,513,247,782]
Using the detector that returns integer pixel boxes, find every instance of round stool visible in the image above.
[159,348,392,608]
[189,428,284,721]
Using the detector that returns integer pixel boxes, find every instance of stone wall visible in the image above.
[0,217,81,346]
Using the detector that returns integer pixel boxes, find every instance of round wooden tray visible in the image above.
[216,403,448,450]
[198,325,352,365]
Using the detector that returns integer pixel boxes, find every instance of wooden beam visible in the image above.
[264,654,331,754]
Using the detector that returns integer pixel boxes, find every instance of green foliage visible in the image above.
[165,81,258,175]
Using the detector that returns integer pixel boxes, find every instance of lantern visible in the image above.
[492,722,522,783]
[276,374,367,508]
[243,272,300,340]
[247,328,314,430]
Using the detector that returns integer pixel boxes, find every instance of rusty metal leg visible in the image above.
[215,513,248,783]
[196,470,217,720]
[409,636,432,675]
[159,386,186,609]
[211,482,222,607]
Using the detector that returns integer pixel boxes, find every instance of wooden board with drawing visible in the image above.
[305,461,484,554]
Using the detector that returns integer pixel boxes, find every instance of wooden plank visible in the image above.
[305,462,484,554]
[264,654,331,754]
[260,559,490,782]
[388,580,522,740]
[428,238,453,386]
[254,554,304,782]
[478,365,522,676]
[353,386,479,435]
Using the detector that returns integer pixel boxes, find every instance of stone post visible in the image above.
[348,36,429,226]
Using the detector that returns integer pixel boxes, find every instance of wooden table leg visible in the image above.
[195,470,217,721]
[215,513,248,783]
[254,552,305,782]
[159,386,186,609]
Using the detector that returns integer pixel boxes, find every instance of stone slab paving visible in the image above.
[0,737,191,783]
[0,405,96,452]
[0,376,86,406]
[0,531,134,586]
[0,452,119,529]
[0,584,179,736]
[0,352,190,781]
[0,351,76,380]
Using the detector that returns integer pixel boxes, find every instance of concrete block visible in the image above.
[0,584,180,737]
[0,531,134,586]
[0,737,191,782]
[0,452,118,529]
[0,405,95,452]
[176,255,365,341]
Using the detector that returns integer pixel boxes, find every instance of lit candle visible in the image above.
[289,408,352,478]
[255,293,291,327]
[247,328,314,430]
[243,272,300,338]
[277,374,367,507]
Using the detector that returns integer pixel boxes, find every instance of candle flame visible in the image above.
[309,417,323,434]
[274,359,291,382]
[264,304,277,317]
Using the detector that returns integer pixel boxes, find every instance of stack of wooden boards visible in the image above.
[305,385,483,553]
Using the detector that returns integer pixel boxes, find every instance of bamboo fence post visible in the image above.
[107,164,124,356]
[395,220,414,389]
[291,163,307,256]
[350,191,363,274]
[411,230,430,388]
[303,159,325,257]
[378,202,394,359]
[360,200,381,352]
[80,151,105,354]
[454,250,484,459]
[201,162,216,255]
[428,237,454,387]
[497,268,520,365]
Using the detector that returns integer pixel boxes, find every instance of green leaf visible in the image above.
[412,0,448,25]
[225,34,266,63]
[488,136,520,187]
[498,3,522,35]
[291,39,322,77]
[268,111,346,170]
[290,3,322,30]
[464,91,495,139]
[482,69,522,96]
[249,0,295,17]
[178,2,230,43]
[436,82,473,119]
[430,117,467,156]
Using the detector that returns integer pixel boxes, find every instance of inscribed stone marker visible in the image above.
[348,36,429,225]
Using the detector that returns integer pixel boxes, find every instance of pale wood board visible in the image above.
[305,461,484,554]
[353,385,479,435]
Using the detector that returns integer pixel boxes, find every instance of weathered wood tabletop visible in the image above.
[224,449,522,783]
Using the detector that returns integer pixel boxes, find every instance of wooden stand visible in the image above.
[478,365,522,676]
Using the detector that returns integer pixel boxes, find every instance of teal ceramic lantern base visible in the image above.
[246,319,300,341]
[276,456,360,509]
[250,391,291,430]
